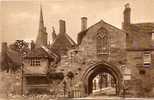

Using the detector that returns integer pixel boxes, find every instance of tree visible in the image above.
[67,71,74,81]
[1,40,29,73]
[9,40,29,56]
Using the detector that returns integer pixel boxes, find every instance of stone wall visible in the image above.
[77,20,126,75]
[125,25,152,49]
[126,50,154,97]
[56,20,127,96]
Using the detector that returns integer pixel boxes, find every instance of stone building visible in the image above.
[50,20,76,56]
[123,3,154,96]
[35,6,48,48]
[2,3,154,97]
[56,4,154,97]
[56,17,127,96]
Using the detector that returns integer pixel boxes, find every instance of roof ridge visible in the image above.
[41,46,60,64]
[51,32,76,47]
[132,22,154,25]
[64,33,76,45]
[102,20,130,34]
[78,20,103,34]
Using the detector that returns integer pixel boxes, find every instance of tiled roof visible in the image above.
[77,20,127,45]
[25,47,49,58]
[51,33,76,55]
[65,33,76,46]
[52,33,76,46]
[25,46,60,63]
[131,23,154,33]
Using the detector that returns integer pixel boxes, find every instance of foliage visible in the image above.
[1,58,21,73]
[1,40,29,73]
[67,71,74,80]
[9,40,29,56]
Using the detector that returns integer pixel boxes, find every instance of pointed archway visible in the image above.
[82,61,123,96]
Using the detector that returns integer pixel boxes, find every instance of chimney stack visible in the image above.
[123,3,131,25]
[59,20,66,34]
[81,17,87,31]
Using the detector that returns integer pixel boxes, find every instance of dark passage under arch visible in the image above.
[82,62,123,96]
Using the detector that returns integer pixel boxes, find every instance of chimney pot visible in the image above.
[59,20,66,34]
[81,17,87,31]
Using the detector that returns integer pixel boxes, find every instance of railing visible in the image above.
[72,87,82,98]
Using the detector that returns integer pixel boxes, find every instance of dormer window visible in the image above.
[30,58,41,66]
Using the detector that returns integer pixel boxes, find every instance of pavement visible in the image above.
[71,96,154,100]
[1,96,154,100]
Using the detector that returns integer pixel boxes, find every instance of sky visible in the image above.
[1,0,154,50]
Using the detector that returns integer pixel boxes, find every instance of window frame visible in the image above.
[96,28,110,56]
[30,58,41,66]
[143,51,151,67]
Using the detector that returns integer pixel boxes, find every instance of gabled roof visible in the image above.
[51,33,76,55]
[77,20,127,45]
[25,46,60,63]
[52,33,76,47]
[65,33,76,45]
[77,20,102,45]
[41,46,60,64]
[25,47,49,58]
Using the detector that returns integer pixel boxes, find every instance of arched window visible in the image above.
[96,28,109,57]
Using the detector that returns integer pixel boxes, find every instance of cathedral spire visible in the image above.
[35,5,48,48]
[39,5,44,29]
[52,26,57,42]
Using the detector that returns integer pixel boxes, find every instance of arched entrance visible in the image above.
[82,62,123,96]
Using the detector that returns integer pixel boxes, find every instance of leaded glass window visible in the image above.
[96,28,109,56]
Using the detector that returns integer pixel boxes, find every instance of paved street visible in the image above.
[1,96,154,100]
[71,96,154,100]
